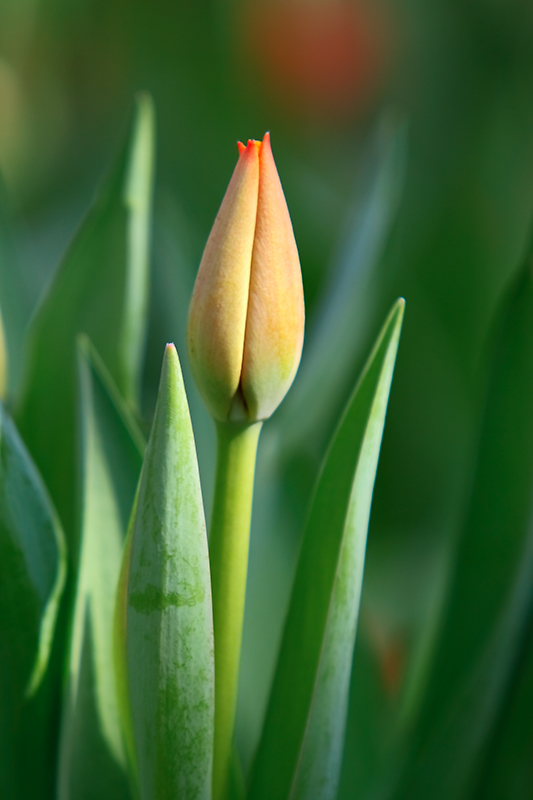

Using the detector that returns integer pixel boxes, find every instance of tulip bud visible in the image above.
[187,133,305,423]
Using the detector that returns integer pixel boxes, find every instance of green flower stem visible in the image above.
[209,419,262,800]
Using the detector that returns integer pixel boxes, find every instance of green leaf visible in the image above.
[388,260,533,800]
[57,337,144,800]
[116,344,214,800]
[0,402,66,796]
[248,299,405,800]
[16,93,155,539]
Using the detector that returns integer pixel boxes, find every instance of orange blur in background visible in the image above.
[244,0,392,120]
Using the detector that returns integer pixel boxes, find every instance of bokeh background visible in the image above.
[2,0,533,795]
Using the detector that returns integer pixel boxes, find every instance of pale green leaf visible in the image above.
[117,344,214,800]
[248,299,404,800]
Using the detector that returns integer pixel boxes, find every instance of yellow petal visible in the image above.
[240,133,305,420]
[188,140,260,421]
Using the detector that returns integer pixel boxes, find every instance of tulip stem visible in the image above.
[209,418,263,800]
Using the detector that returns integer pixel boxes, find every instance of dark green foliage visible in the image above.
[0,403,66,798]
[386,254,533,800]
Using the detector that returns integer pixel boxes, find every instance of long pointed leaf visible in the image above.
[249,299,404,800]
[16,94,155,539]
[116,344,214,800]
[57,337,144,800]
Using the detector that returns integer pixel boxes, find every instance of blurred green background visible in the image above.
[2,0,533,795]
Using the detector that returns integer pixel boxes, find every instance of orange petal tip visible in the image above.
[237,139,262,158]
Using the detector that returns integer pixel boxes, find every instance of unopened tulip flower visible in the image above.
[187,132,305,423]
[187,133,305,800]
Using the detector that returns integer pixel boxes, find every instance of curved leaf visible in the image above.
[16,94,155,539]
[57,338,144,800]
[249,299,404,800]
[0,403,66,796]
